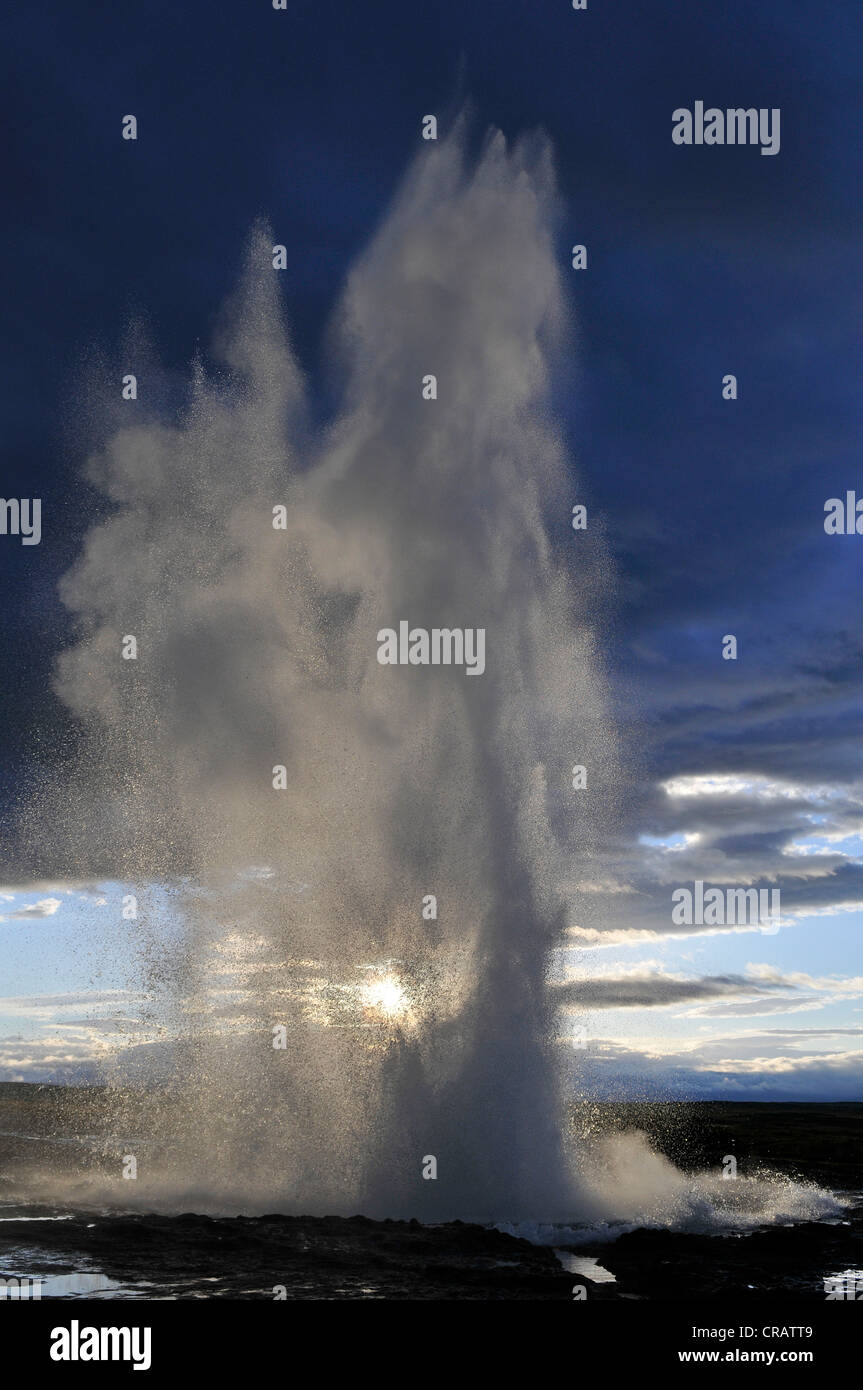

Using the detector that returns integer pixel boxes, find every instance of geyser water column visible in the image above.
[44,120,618,1220]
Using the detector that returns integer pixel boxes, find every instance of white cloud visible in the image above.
[8,897,63,919]
[567,1033,863,1100]
[661,773,846,802]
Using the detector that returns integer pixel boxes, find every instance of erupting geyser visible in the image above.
[19,119,620,1221]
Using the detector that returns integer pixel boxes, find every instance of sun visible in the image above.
[361,971,409,1021]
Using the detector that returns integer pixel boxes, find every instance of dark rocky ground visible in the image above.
[0,1086,860,1299]
[0,1209,581,1300]
[577,1216,863,1300]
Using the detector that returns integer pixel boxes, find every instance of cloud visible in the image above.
[0,988,161,1082]
[569,1034,863,1101]
[0,1035,103,1083]
[679,966,863,1019]
[556,967,792,1011]
[683,995,828,1019]
[7,897,62,919]
[760,1027,863,1038]
[0,989,141,1015]
[557,962,863,1020]
[745,966,863,993]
